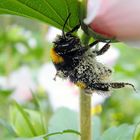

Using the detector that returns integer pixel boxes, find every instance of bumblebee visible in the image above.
[50,14,135,94]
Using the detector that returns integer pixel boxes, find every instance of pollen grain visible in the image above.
[76,81,87,89]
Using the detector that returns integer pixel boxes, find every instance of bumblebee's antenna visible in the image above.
[62,13,71,38]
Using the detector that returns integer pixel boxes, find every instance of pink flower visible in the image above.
[84,0,140,41]
[9,66,36,103]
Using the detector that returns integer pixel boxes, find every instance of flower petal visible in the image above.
[87,0,140,41]
[124,41,140,48]
[84,0,101,24]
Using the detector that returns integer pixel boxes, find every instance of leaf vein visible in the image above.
[43,0,64,23]
[16,0,63,27]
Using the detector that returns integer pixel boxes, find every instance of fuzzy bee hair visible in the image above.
[50,14,135,94]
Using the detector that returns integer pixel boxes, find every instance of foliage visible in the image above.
[134,122,140,140]
[4,106,138,140]
[0,0,79,31]
[0,1,140,140]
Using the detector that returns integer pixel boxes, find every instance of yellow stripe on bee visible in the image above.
[50,48,64,64]
[76,81,87,89]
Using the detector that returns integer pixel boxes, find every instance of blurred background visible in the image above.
[0,15,140,140]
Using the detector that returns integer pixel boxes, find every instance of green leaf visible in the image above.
[10,102,46,137]
[44,129,80,137]
[100,124,135,140]
[48,107,79,140]
[47,107,101,140]
[92,116,101,140]
[133,122,140,140]
[0,0,80,30]
[10,102,37,137]
[14,130,80,140]
[15,137,43,140]
[0,89,13,97]
[0,118,16,136]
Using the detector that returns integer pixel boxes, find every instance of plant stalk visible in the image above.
[80,1,92,139]
[80,90,92,140]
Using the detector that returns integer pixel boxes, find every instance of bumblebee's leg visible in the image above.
[53,71,60,80]
[90,82,136,92]
[91,83,110,91]
[96,40,111,55]
[76,40,100,54]
[53,71,67,80]
[109,82,136,91]
[66,23,81,34]
[71,40,109,56]
[89,40,100,47]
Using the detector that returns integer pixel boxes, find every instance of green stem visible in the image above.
[79,1,92,140]
[80,90,92,140]
[81,33,90,45]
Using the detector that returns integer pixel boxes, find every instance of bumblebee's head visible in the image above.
[53,32,80,49]
[53,13,80,54]
[51,14,80,64]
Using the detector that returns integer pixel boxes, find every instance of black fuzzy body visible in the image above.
[52,34,112,92]
[51,25,135,93]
